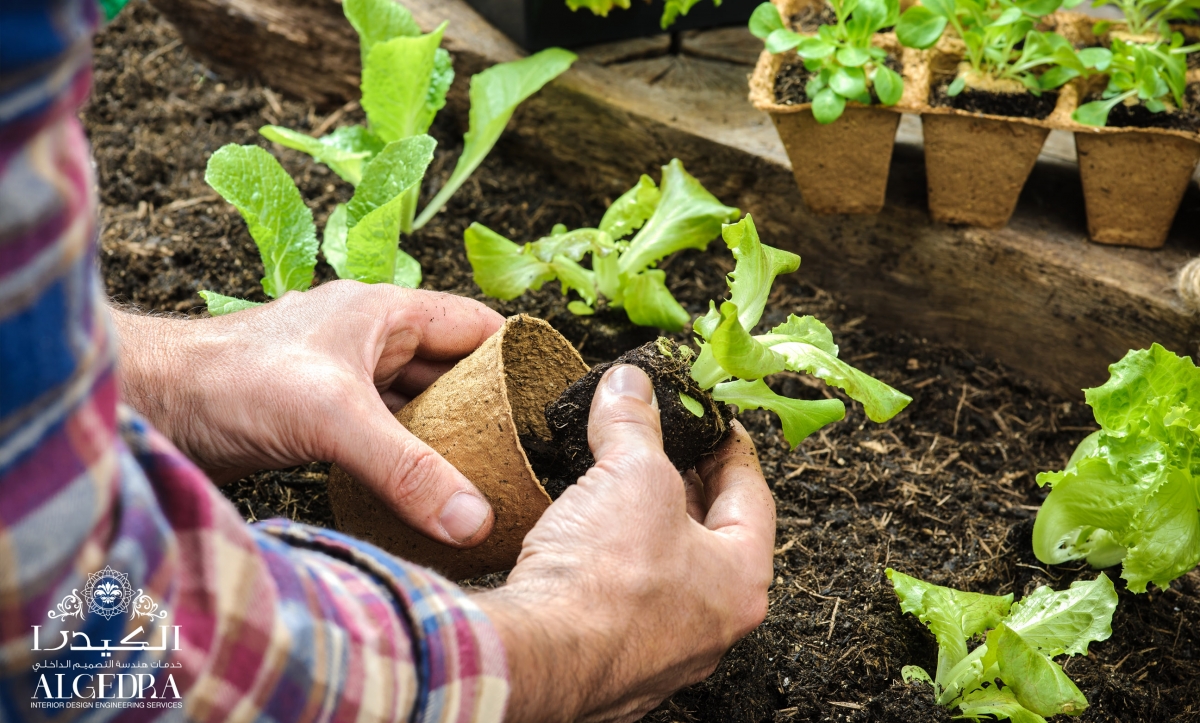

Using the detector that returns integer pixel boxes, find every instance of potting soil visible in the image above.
[774,54,905,107]
[1089,82,1200,132]
[929,81,1059,119]
[90,4,1199,721]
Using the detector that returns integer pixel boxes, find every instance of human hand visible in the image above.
[112,280,503,547]
[476,365,776,723]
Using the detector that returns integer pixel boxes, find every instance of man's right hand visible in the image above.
[477,364,776,723]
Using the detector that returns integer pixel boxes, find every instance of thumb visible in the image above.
[329,392,495,548]
[587,365,677,499]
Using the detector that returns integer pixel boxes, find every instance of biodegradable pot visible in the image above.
[328,315,589,580]
[465,0,757,51]
[1075,130,1200,248]
[923,114,1050,228]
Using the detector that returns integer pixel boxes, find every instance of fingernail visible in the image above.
[605,365,654,404]
[439,491,491,543]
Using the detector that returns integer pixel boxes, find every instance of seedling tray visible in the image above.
[464,0,759,50]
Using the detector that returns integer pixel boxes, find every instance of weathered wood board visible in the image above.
[149,0,1200,398]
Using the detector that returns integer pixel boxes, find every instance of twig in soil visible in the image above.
[830,484,858,507]
[313,99,359,137]
[1174,618,1184,653]
[826,597,841,641]
[828,701,864,710]
[162,194,219,212]
[141,38,181,66]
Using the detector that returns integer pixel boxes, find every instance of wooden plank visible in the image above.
[148,0,1200,397]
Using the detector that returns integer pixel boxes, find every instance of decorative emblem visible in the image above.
[130,589,168,621]
[47,590,84,620]
[81,566,133,620]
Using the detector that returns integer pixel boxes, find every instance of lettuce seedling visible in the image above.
[688,215,911,445]
[750,0,905,124]
[1072,34,1199,126]
[567,0,718,29]
[887,569,1117,722]
[1033,344,1200,592]
[1092,0,1200,37]
[896,0,1106,98]
[465,159,740,331]
[198,0,574,314]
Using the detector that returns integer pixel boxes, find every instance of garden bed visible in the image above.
[89,4,1198,721]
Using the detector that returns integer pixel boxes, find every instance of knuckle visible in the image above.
[385,444,446,511]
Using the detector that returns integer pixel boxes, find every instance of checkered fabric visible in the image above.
[0,2,509,721]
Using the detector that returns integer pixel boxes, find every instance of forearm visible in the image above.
[110,309,196,441]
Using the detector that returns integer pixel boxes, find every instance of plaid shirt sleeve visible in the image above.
[0,2,510,721]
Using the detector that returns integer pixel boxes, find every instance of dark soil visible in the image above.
[789,4,838,33]
[930,81,1059,119]
[1087,82,1200,132]
[539,339,733,487]
[774,55,905,107]
[89,4,1200,722]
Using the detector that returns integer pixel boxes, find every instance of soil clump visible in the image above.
[89,5,1199,721]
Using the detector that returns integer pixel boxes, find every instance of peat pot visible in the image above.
[328,315,589,580]
[922,113,1050,229]
[1075,130,1200,249]
[465,0,757,51]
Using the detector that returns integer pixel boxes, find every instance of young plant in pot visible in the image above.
[1071,34,1200,247]
[463,159,740,358]
[1090,0,1200,40]
[330,214,912,579]
[896,0,1105,228]
[196,0,575,314]
[748,0,907,215]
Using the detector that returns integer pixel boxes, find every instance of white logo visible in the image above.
[48,566,168,623]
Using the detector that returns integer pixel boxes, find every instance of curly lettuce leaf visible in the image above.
[712,378,845,446]
[346,134,436,234]
[464,223,555,299]
[259,125,384,186]
[709,302,786,380]
[695,215,799,340]
[617,159,740,278]
[886,569,1013,688]
[623,270,690,331]
[204,144,317,298]
[566,0,631,16]
[344,0,420,67]
[1002,574,1116,657]
[662,0,711,28]
[199,291,263,316]
[600,174,661,241]
[1034,344,1200,592]
[361,24,448,144]
[414,48,577,230]
[991,624,1089,718]
[769,339,912,423]
[322,203,350,277]
[957,687,1047,723]
[550,255,597,307]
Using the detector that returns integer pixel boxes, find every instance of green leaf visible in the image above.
[1002,575,1117,657]
[694,215,800,340]
[710,302,786,380]
[886,569,1013,687]
[923,0,957,17]
[874,65,903,105]
[393,249,422,288]
[712,378,846,446]
[830,66,867,98]
[566,0,631,16]
[204,144,317,298]
[361,24,448,144]
[344,0,420,67]
[897,5,948,48]
[900,666,934,687]
[346,135,436,234]
[550,254,598,306]
[662,0,704,28]
[991,6,1025,26]
[259,125,383,186]
[464,223,554,300]
[1077,47,1112,70]
[618,159,740,277]
[414,48,577,230]
[600,174,661,240]
[691,341,732,389]
[322,203,350,278]
[837,46,873,67]
[749,2,786,39]
[1038,66,1079,90]
[769,340,911,422]
[766,28,806,54]
[993,624,1089,717]
[199,291,263,316]
[795,36,837,59]
[679,392,706,417]
[812,87,847,123]
[1072,99,1115,126]
[427,48,456,130]
[947,74,967,96]
[957,687,1048,723]
[344,194,406,283]
[568,300,596,315]
[623,269,691,331]
[760,315,838,356]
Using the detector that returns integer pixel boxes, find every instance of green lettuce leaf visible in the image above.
[361,24,448,144]
[204,144,317,298]
[347,135,436,234]
[600,174,661,240]
[322,203,350,277]
[344,194,406,284]
[694,215,800,339]
[992,624,1089,717]
[1034,344,1200,592]
[414,48,577,230]
[662,0,707,28]
[957,687,1047,723]
[199,291,263,316]
[886,569,1013,688]
[259,125,384,186]
[624,270,690,331]
[344,0,420,67]
[749,2,786,39]
[566,0,631,15]
[709,302,786,380]
[550,255,597,307]
[712,378,845,446]
[617,159,740,277]
[769,340,911,422]
[393,249,422,288]
[464,223,555,299]
[1002,574,1117,657]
